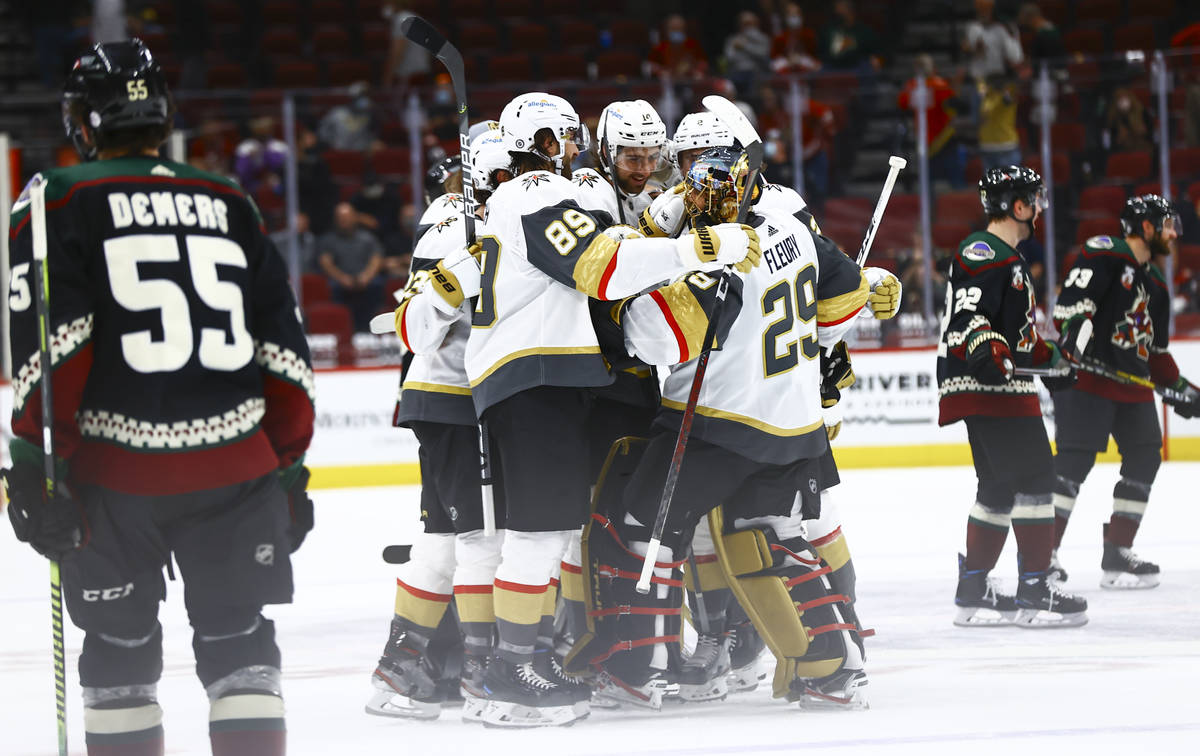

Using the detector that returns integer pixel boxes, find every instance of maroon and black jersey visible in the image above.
[1053,235,1170,403]
[8,155,314,495]
[937,230,1051,425]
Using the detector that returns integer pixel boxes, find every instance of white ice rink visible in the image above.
[3,463,1199,755]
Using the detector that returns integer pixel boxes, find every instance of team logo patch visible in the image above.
[1087,235,1114,249]
[255,544,275,566]
[443,193,464,208]
[150,164,175,177]
[521,173,551,190]
[1121,265,1135,290]
[449,506,459,522]
[434,216,460,233]
[808,478,818,494]
[574,172,602,188]
[1011,265,1026,291]
[962,241,995,262]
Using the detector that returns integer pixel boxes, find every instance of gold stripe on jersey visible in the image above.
[652,279,710,361]
[639,206,667,237]
[571,232,623,298]
[470,345,603,387]
[661,398,825,437]
[402,381,472,396]
[816,271,870,326]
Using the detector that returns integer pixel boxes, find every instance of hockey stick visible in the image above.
[636,96,763,594]
[400,16,497,536]
[856,156,906,267]
[30,178,69,756]
[1008,318,1091,381]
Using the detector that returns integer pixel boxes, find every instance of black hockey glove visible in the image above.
[1057,316,1091,362]
[1164,377,1200,419]
[3,463,84,561]
[820,341,855,402]
[965,330,1013,386]
[280,463,314,553]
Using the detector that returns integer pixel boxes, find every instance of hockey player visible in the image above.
[368,129,512,721]
[573,147,871,710]
[938,165,1087,628]
[1050,194,1199,589]
[392,92,762,727]
[573,99,669,225]
[3,40,314,756]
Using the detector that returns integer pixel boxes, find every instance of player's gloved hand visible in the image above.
[279,462,314,553]
[3,463,84,561]
[863,267,902,320]
[1057,316,1091,362]
[821,341,855,394]
[639,181,687,238]
[1164,377,1200,419]
[1031,337,1076,392]
[822,398,843,441]
[965,330,1013,385]
[426,245,482,315]
[681,223,762,273]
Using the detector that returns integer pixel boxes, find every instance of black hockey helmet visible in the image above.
[978,165,1047,219]
[62,38,171,161]
[424,155,463,204]
[1120,193,1181,240]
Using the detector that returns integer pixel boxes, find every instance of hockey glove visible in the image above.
[863,267,902,320]
[1057,316,1092,362]
[279,462,314,553]
[681,224,762,273]
[820,341,856,396]
[639,182,687,238]
[3,463,84,561]
[1033,338,1077,392]
[1164,377,1200,419]
[425,244,482,315]
[965,330,1013,385]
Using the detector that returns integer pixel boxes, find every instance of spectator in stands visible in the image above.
[351,169,405,255]
[817,0,881,72]
[961,0,1022,122]
[1103,85,1153,154]
[381,0,432,88]
[22,1,84,89]
[383,203,419,278]
[723,11,772,100]
[319,202,386,333]
[188,118,236,179]
[897,55,965,189]
[896,230,948,316]
[270,211,318,274]
[648,14,709,81]
[234,116,287,196]
[1016,3,1064,71]
[978,74,1021,172]
[319,82,383,152]
[298,122,337,236]
[426,73,462,143]
[770,2,820,75]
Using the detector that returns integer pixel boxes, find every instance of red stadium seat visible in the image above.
[455,22,495,53]
[361,23,391,54]
[574,85,623,119]
[1113,22,1158,52]
[1170,148,1200,180]
[372,148,413,177]
[302,274,331,305]
[935,190,982,225]
[206,63,247,89]
[208,1,242,24]
[450,0,490,19]
[1026,153,1071,185]
[1064,28,1105,56]
[1179,244,1200,270]
[595,50,645,80]
[310,0,345,25]
[1105,151,1152,184]
[263,1,295,24]
[325,149,367,179]
[1075,218,1117,244]
[556,20,597,50]
[262,28,302,55]
[539,52,589,81]
[932,221,972,251]
[1077,186,1127,218]
[509,23,550,51]
[273,61,319,88]
[1049,122,1086,154]
[487,54,534,84]
[1074,0,1122,23]
[313,26,350,55]
[965,157,983,187]
[1132,181,1170,198]
[306,301,353,341]
[609,19,650,50]
[823,197,872,224]
[327,59,373,86]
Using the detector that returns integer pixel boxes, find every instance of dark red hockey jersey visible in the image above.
[8,156,314,495]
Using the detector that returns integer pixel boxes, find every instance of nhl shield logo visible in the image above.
[809,478,818,494]
[255,544,275,567]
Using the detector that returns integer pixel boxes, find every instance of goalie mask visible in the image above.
[684,146,761,226]
[499,92,590,172]
[1121,194,1181,257]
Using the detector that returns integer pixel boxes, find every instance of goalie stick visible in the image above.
[857,156,906,267]
[636,96,763,595]
[399,16,497,537]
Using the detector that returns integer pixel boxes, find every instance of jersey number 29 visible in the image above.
[761,264,819,377]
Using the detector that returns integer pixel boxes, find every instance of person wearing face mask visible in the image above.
[1048,195,1199,591]
[381,0,431,89]
[648,14,709,81]
[318,81,382,152]
[723,11,771,100]
[351,168,404,255]
[938,166,1088,629]
[770,2,819,74]
[1103,83,1153,154]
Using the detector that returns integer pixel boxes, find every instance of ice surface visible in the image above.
[3,463,1199,755]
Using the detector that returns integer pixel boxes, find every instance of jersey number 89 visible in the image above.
[544,209,596,255]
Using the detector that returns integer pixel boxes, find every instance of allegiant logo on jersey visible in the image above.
[107,191,230,234]
[764,233,801,274]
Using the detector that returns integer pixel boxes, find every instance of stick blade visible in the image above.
[702,95,761,148]
[382,545,412,564]
[399,15,447,54]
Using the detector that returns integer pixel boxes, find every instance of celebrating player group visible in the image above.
[6,26,1200,756]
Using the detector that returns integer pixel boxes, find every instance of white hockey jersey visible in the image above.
[417,192,468,238]
[638,179,806,239]
[571,168,654,226]
[393,211,475,427]
[622,204,867,465]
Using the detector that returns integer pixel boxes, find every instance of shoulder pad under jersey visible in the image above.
[1083,235,1136,262]
[570,168,618,217]
[419,192,467,225]
[413,213,466,262]
[757,182,807,214]
[487,170,580,220]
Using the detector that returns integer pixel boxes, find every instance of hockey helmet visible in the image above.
[596,100,667,175]
[499,92,590,170]
[670,112,736,174]
[469,129,512,194]
[424,155,462,205]
[978,165,1047,219]
[62,38,171,161]
[468,119,501,143]
[683,146,760,225]
[1120,194,1181,241]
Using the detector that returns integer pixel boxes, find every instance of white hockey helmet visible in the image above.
[499,92,589,169]
[597,99,667,173]
[468,119,501,143]
[469,129,511,193]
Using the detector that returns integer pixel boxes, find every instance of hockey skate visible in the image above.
[532,649,592,713]
[591,668,676,710]
[1014,569,1088,627]
[677,632,731,702]
[726,620,766,693]
[1100,542,1160,590]
[791,668,869,711]
[460,655,489,723]
[953,554,1017,627]
[1047,549,1069,584]
[366,624,442,720]
[480,658,585,728]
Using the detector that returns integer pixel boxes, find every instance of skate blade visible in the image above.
[796,680,870,711]
[678,676,729,702]
[1014,608,1089,628]
[1101,571,1160,590]
[727,662,764,693]
[593,674,669,710]
[364,690,441,720]
[480,701,585,728]
[461,694,488,723]
[953,605,1017,627]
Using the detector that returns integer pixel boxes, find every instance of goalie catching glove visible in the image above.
[863,267,902,320]
[678,223,762,274]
